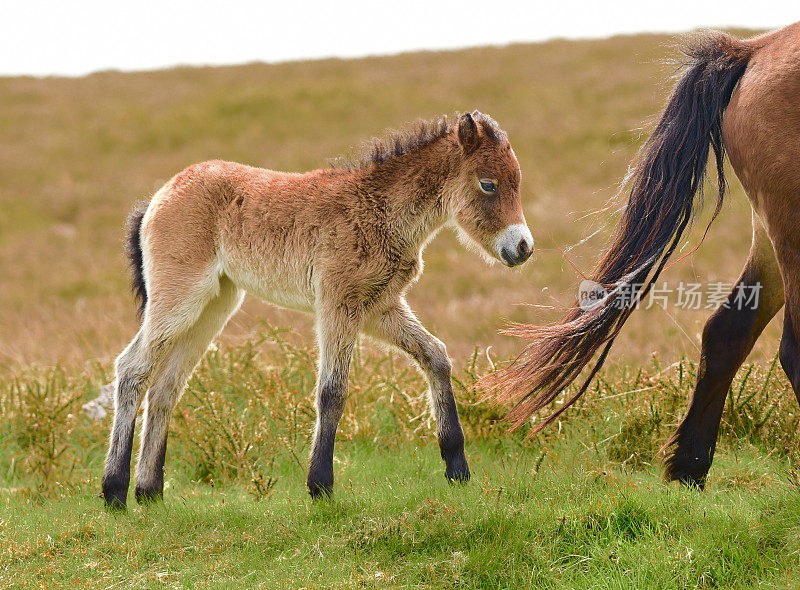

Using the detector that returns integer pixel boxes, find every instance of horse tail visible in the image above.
[125,201,149,321]
[481,31,755,432]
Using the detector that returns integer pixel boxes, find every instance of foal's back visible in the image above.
[144,159,351,312]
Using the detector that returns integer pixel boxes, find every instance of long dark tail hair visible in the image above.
[481,32,754,432]
[126,201,149,320]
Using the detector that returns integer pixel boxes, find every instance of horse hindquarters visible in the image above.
[719,23,800,446]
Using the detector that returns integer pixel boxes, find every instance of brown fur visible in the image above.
[481,23,800,488]
[102,111,532,506]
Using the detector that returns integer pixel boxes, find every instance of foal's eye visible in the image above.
[479,179,497,194]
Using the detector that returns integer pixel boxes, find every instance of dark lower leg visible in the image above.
[135,404,171,504]
[102,386,144,508]
[102,337,151,508]
[664,270,780,488]
[368,304,470,482]
[102,414,137,509]
[779,309,800,403]
[307,372,347,498]
[425,352,469,482]
[435,387,470,482]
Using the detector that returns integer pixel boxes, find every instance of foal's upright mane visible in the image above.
[331,112,507,170]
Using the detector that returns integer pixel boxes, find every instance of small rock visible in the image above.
[82,382,115,420]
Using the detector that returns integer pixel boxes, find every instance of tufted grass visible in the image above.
[3,329,800,588]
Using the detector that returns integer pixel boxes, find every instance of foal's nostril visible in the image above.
[517,239,532,260]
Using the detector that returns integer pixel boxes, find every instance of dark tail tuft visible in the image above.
[480,31,754,433]
[125,201,149,321]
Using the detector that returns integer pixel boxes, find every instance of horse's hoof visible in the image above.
[663,457,708,490]
[673,472,706,491]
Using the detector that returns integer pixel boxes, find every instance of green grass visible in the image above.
[3,328,800,588]
[4,440,800,588]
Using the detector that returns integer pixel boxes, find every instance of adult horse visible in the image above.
[102,111,533,508]
[484,24,800,488]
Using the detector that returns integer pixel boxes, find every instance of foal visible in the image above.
[102,111,533,507]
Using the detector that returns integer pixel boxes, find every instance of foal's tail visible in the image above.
[481,32,755,431]
[126,201,149,320]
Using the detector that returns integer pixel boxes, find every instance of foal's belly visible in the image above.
[222,260,316,314]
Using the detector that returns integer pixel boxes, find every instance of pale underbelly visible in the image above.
[222,261,316,314]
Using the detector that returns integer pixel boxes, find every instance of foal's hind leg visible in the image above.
[366,300,470,482]
[135,277,244,503]
[102,332,157,508]
[663,211,783,488]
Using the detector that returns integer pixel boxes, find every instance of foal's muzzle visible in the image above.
[496,224,534,267]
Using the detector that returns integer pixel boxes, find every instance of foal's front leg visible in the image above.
[368,301,470,482]
[307,307,361,498]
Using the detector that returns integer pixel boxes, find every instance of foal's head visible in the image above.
[448,111,532,267]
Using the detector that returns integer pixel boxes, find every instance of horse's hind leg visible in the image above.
[102,331,156,508]
[663,210,784,488]
[775,252,800,405]
[134,276,244,503]
[366,300,470,482]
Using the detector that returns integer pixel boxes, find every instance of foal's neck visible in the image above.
[354,138,458,252]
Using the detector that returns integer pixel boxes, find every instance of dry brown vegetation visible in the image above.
[0,29,775,373]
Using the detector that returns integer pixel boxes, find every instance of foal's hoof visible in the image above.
[445,457,471,484]
[308,480,334,500]
[102,479,129,511]
[102,489,128,511]
[307,469,334,499]
[134,485,164,505]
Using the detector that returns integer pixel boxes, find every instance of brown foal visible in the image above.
[102,111,533,507]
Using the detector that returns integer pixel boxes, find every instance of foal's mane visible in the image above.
[331,112,507,170]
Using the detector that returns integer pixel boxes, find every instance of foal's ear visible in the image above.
[457,111,481,155]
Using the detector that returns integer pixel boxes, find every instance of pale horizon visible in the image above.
[0,0,796,78]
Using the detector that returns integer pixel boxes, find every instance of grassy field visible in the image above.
[5,443,800,588]
[5,28,800,588]
[3,329,800,587]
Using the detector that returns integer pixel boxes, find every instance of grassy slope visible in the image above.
[3,328,800,588]
[0,29,778,369]
[4,441,800,589]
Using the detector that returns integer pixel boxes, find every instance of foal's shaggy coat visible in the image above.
[102,111,532,506]
[483,23,800,488]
